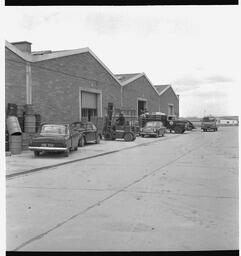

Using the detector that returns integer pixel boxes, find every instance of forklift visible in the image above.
[102,103,136,142]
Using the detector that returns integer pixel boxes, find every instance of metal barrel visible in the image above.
[6,116,22,135]
[22,132,30,150]
[24,115,36,134]
[17,116,24,132]
[5,131,9,151]
[17,105,24,117]
[35,114,41,133]
[9,135,22,154]
[7,103,17,116]
[24,104,35,115]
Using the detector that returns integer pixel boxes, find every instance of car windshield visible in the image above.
[203,117,215,122]
[145,121,162,128]
[72,123,87,129]
[40,125,67,135]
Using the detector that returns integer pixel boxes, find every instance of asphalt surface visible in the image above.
[6,127,239,251]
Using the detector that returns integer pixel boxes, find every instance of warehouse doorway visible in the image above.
[79,88,102,121]
[137,99,147,116]
[168,104,174,116]
[81,91,97,121]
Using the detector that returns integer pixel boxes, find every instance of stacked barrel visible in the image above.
[6,103,42,155]
[6,103,22,155]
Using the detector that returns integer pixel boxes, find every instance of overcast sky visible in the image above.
[2,6,241,117]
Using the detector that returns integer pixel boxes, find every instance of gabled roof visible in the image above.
[154,84,171,94]
[115,73,142,83]
[5,40,122,87]
[5,40,179,101]
[154,84,179,101]
[115,72,160,95]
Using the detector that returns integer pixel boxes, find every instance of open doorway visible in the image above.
[138,99,147,116]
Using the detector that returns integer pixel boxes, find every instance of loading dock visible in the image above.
[79,88,102,122]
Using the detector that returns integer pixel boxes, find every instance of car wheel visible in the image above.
[141,134,144,137]
[124,132,133,142]
[96,134,100,144]
[74,146,78,151]
[79,136,85,147]
[64,149,70,157]
[34,151,40,157]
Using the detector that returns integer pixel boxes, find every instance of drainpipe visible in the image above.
[26,62,32,104]
[120,85,123,108]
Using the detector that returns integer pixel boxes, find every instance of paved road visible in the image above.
[6,127,239,251]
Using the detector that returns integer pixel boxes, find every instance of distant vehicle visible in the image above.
[201,116,218,132]
[71,121,101,147]
[140,121,166,137]
[29,123,80,157]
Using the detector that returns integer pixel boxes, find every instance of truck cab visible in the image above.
[201,116,218,132]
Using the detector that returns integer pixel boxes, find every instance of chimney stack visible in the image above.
[11,41,32,53]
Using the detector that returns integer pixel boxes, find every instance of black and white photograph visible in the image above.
[1,5,240,253]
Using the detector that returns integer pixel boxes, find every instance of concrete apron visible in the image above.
[6,133,181,179]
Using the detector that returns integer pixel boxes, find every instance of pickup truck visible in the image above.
[201,116,218,132]
[29,123,80,157]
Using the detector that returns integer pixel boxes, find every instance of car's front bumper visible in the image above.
[140,132,156,136]
[201,126,215,129]
[29,146,68,152]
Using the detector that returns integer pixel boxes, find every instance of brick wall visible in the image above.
[5,46,180,122]
[30,52,121,123]
[159,87,179,117]
[122,76,160,115]
[5,47,26,108]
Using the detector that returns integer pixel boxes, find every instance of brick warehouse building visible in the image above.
[154,85,179,117]
[115,73,161,116]
[5,41,179,123]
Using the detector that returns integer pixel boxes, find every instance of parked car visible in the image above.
[179,120,196,131]
[186,120,196,130]
[140,121,166,137]
[29,123,80,157]
[166,119,188,134]
[201,116,218,132]
[71,121,101,146]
